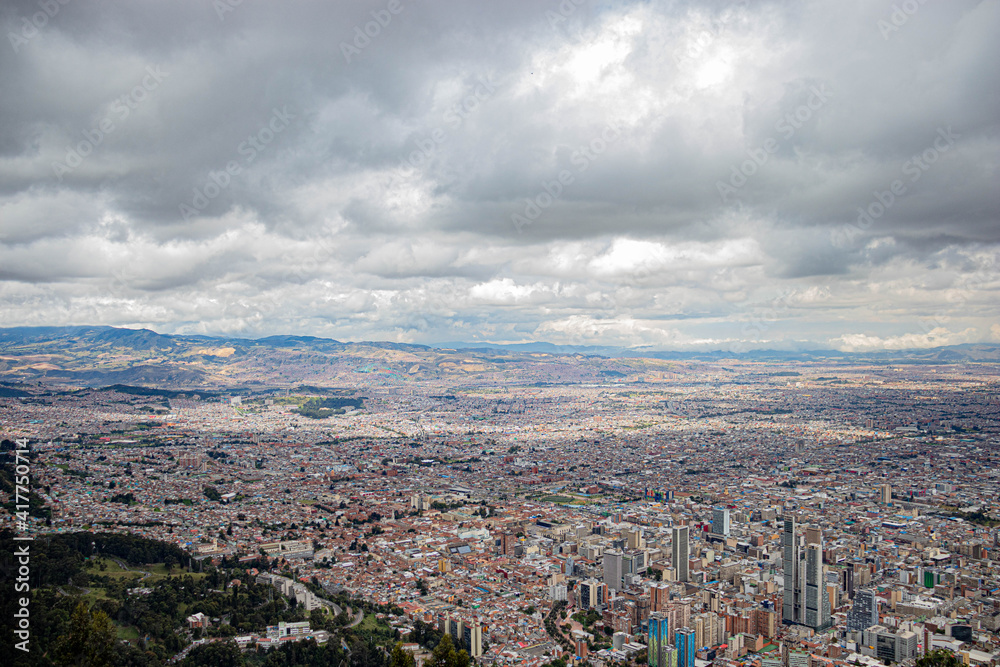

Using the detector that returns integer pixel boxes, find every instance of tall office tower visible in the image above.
[650,582,670,612]
[805,543,830,629]
[671,526,690,582]
[580,579,609,608]
[577,579,608,609]
[623,550,646,578]
[841,567,855,600]
[879,483,892,504]
[622,552,634,581]
[499,533,517,557]
[675,627,696,667]
[579,579,596,609]
[628,529,646,550]
[665,601,691,639]
[694,612,719,648]
[707,611,724,646]
[751,608,779,639]
[805,525,822,547]
[782,518,805,625]
[712,508,731,536]
[462,622,483,658]
[648,613,666,667]
[635,550,647,572]
[604,550,624,590]
[847,588,879,632]
[564,556,575,577]
[648,613,677,667]
[594,581,611,605]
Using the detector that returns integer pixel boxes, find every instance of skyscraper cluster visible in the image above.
[782,518,830,630]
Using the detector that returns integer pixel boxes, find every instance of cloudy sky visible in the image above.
[1,0,998,350]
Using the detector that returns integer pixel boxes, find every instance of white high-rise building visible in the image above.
[603,549,623,590]
[847,588,878,632]
[712,508,731,536]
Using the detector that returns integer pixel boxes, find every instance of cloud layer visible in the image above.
[1,0,998,350]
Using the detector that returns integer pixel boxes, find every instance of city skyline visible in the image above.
[2,3,1000,661]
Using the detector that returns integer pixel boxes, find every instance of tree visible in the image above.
[431,633,458,667]
[181,639,245,667]
[56,602,116,667]
[390,642,417,667]
[916,650,963,667]
[58,602,92,665]
[164,553,179,573]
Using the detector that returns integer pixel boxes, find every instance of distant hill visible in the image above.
[0,325,996,390]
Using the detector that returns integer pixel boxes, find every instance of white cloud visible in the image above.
[535,315,682,347]
[469,278,545,304]
[832,327,980,351]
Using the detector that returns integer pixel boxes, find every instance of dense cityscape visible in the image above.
[2,1,997,666]
[3,334,999,667]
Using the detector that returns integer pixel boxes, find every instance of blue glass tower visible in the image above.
[675,627,695,667]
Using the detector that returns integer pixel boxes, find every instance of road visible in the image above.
[109,557,154,580]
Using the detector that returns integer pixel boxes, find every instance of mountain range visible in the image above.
[0,326,997,389]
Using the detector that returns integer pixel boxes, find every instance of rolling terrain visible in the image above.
[0,326,997,390]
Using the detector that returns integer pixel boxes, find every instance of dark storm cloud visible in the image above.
[0,0,997,349]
